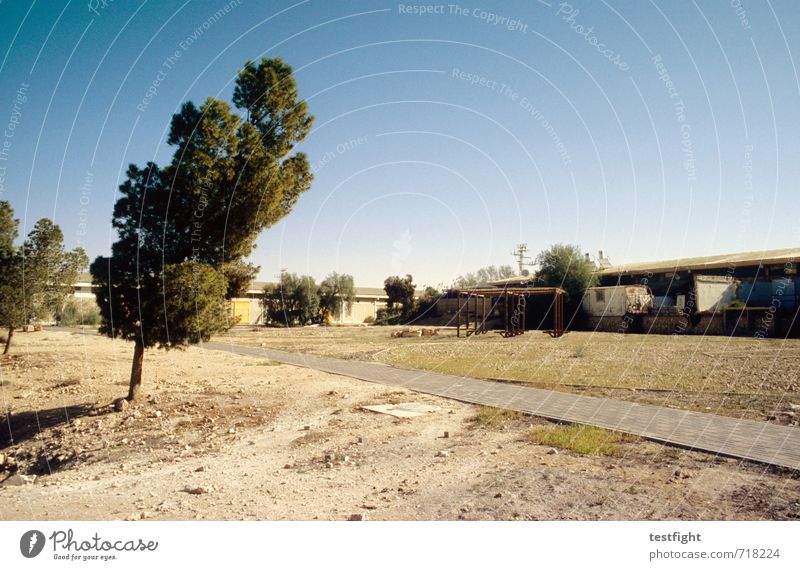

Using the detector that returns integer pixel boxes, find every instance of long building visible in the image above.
[591,247,799,336]
[72,273,392,326]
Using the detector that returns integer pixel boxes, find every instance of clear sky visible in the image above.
[0,0,798,288]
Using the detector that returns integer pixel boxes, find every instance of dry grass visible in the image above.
[527,423,639,456]
[468,406,521,429]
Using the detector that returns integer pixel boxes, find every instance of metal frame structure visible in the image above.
[454,287,566,338]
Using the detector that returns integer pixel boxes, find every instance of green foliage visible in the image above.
[22,219,89,318]
[383,274,415,317]
[0,203,88,351]
[455,264,516,287]
[0,201,23,335]
[89,57,313,398]
[411,286,441,320]
[0,201,17,254]
[527,423,637,456]
[469,406,521,429]
[362,315,376,324]
[375,307,403,325]
[56,297,101,326]
[91,56,312,343]
[262,272,320,326]
[160,262,230,344]
[318,272,355,323]
[534,243,598,302]
[232,57,313,156]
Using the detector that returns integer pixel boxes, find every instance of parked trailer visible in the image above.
[582,285,654,317]
[692,275,739,313]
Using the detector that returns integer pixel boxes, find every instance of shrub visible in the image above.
[57,298,101,326]
[363,315,375,324]
[376,307,402,325]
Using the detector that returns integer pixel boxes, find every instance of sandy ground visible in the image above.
[1,329,799,521]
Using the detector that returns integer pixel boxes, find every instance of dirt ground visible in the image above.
[1,329,799,521]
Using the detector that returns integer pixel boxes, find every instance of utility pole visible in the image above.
[511,244,533,275]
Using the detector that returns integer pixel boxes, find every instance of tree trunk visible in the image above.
[127,340,144,401]
[3,326,13,355]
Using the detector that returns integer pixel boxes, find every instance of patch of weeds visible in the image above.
[527,423,638,456]
[375,390,410,404]
[249,360,280,366]
[468,406,520,429]
[661,447,683,460]
[623,486,642,495]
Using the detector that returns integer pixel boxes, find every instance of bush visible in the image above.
[56,298,101,326]
[376,307,402,325]
[363,315,375,324]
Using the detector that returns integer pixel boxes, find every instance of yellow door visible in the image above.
[232,300,250,325]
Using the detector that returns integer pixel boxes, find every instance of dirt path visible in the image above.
[1,330,799,520]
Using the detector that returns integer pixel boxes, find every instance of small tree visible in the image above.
[262,272,320,326]
[0,201,22,353]
[0,205,88,353]
[411,285,441,320]
[91,57,314,401]
[384,274,415,318]
[318,272,355,323]
[23,219,88,317]
[535,244,598,303]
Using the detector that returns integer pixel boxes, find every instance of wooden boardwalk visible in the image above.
[206,341,800,470]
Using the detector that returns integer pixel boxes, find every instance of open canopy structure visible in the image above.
[452,286,567,338]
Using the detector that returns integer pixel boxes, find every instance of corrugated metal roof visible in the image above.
[598,247,800,276]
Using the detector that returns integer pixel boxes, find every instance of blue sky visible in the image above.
[0,0,798,288]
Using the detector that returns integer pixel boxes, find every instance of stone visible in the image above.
[0,453,4,466]
[195,466,206,472]
[186,486,213,495]
[547,448,559,455]
[436,450,449,458]
[325,452,336,462]
[4,473,35,486]
[443,431,450,439]
[113,398,128,412]
[348,513,367,521]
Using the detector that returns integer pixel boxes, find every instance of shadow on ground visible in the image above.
[1,404,96,450]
